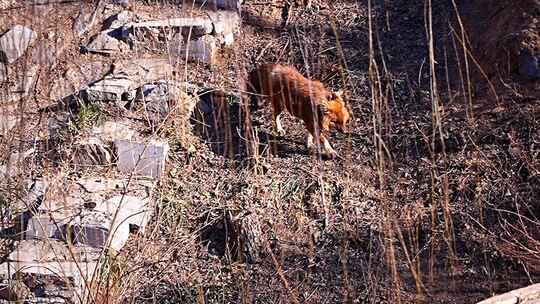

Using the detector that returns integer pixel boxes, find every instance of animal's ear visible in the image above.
[329,90,344,100]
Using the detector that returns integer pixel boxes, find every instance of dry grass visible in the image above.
[0,0,538,303]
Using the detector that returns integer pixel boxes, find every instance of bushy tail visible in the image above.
[246,58,263,112]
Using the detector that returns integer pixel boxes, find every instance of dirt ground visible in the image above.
[0,0,538,303]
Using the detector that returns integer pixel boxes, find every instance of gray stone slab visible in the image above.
[83,75,135,102]
[114,139,169,179]
[90,120,136,142]
[84,30,129,55]
[0,25,37,64]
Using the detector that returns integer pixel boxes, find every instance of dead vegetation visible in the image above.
[0,0,538,303]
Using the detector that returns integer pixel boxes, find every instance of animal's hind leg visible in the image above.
[271,97,286,136]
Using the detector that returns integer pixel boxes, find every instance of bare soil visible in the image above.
[0,0,538,303]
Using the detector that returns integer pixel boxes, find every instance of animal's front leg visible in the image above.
[320,134,338,159]
[306,132,315,150]
[274,112,286,136]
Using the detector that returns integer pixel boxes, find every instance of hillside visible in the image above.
[0,0,538,303]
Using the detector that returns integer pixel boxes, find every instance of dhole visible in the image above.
[249,64,350,159]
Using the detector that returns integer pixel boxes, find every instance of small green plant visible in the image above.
[69,103,103,133]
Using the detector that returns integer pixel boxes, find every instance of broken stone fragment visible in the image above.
[72,0,105,37]
[103,10,134,30]
[82,59,173,103]
[8,240,98,263]
[0,25,37,64]
[83,30,129,55]
[0,259,98,302]
[114,139,169,179]
[83,75,136,102]
[133,81,171,124]
[121,16,213,39]
[176,35,217,64]
[72,136,113,166]
[1,148,35,178]
[24,216,67,241]
[49,62,109,102]
[90,120,136,142]
[71,194,151,251]
[0,62,6,82]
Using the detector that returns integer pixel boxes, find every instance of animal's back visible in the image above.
[249,64,328,110]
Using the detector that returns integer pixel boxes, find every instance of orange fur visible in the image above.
[249,64,350,158]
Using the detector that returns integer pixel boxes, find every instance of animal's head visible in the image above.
[320,90,350,133]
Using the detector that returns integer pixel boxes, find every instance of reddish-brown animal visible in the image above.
[249,64,350,158]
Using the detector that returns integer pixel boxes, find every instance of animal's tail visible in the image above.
[245,56,263,112]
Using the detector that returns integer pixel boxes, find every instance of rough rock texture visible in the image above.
[0,25,37,64]
[477,283,540,304]
[114,139,169,179]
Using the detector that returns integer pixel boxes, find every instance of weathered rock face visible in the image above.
[72,137,113,166]
[114,139,169,179]
[84,30,130,55]
[0,175,154,302]
[103,10,134,30]
[49,62,109,102]
[82,59,173,103]
[476,283,540,304]
[0,25,37,64]
[0,62,6,82]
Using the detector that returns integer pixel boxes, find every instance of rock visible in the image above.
[103,10,134,30]
[112,0,129,8]
[519,50,540,80]
[208,11,241,46]
[48,62,109,102]
[83,75,136,102]
[0,25,37,64]
[0,62,6,82]
[0,260,98,302]
[114,139,169,179]
[83,30,129,55]
[72,137,113,166]
[71,195,151,251]
[8,240,100,263]
[133,81,171,124]
[90,120,136,142]
[135,81,169,103]
[121,16,213,40]
[82,59,173,103]
[175,35,217,64]
[72,0,105,37]
[477,283,540,304]
[24,216,67,241]
[30,38,67,68]
[113,58,173,83]
[76,177,154,196]
[1,148,35,177]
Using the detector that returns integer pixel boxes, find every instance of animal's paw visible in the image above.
[276,127,286,137]
[324,149,338,160]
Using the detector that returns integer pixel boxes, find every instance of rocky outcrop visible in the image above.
[477,283,540,304]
